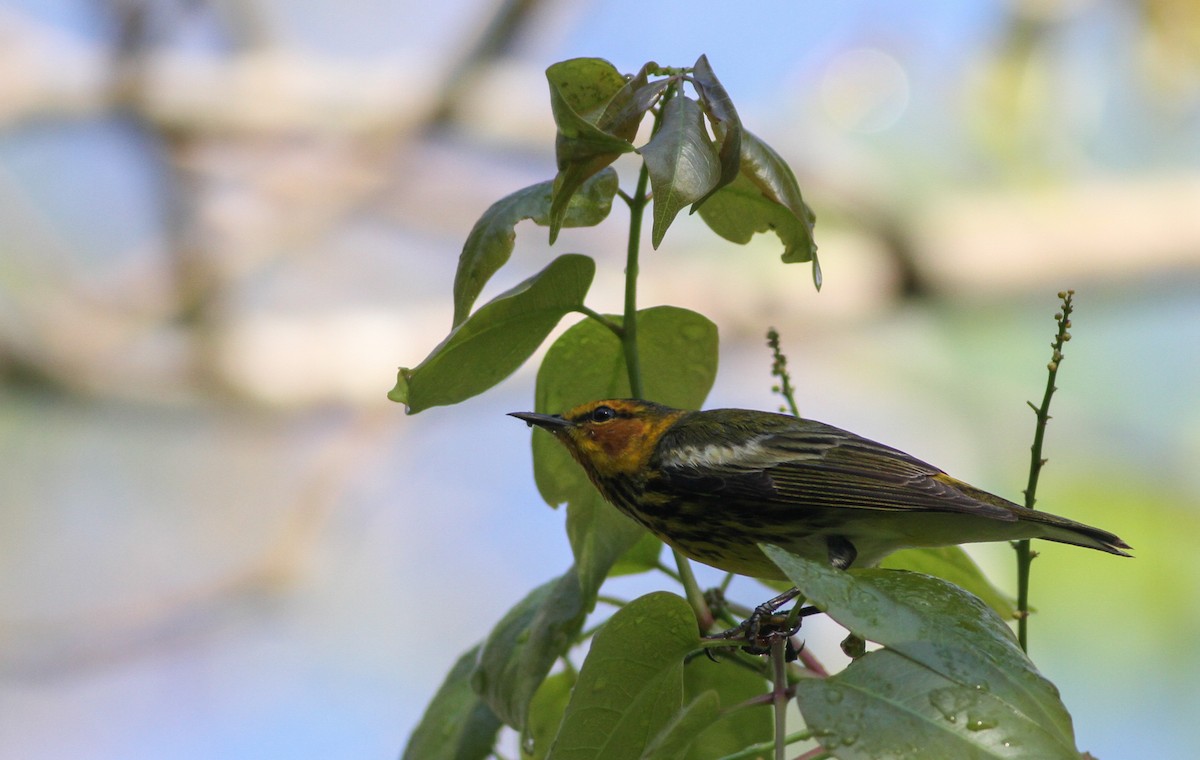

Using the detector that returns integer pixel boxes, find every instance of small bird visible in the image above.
[511,399,1130,577]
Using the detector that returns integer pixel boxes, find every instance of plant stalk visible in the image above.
[771,637,788,760]
[1015,290,1075,652]
[617,93,712,628]
[622,161,650,400]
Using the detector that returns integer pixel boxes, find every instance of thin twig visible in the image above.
[1014,289,1075,652]
[767,328,802,418]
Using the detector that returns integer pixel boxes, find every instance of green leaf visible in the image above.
[391,254,594,413]
[640,95,722,248]
[547,58,633,139]
[640,691,721,760]
[545,58,639,241]
[546,592,699,760]
[881,546,1017,619]
[452,170,618,326]
[598,61,669,140]
[471,569,588,730]
[740,131,816,250]
[608,531,664,577]
[796,648,1078,759]
[402,644,503,760]
[695,131,820,289]
[563,489,646,601]
[682,656,772,760]
[521,670,576,760]
[762,547,1078,758]
[688,54,742,208]
[528,306,718,599]
[533,305,720,501]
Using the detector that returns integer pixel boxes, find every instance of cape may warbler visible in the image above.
[511,399,1130,577]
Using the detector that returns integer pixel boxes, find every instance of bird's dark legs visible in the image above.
[707,537,859,657]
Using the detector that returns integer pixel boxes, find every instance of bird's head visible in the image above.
[509,399,687,479]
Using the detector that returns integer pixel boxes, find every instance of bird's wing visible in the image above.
[656,417,1017,521]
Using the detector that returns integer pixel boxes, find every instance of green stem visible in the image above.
[622,160,650,400]
[595,594,629,608]
[767,328,802,418]
[1015,290,1075,653]
[652,560,682,583]
[674,549,713,629]
[573,305,623,337]
[618,92,712,629]
[712,731,814,760]
[771,637,788,760]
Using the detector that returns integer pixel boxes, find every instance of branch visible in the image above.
[1014,289,1075,652]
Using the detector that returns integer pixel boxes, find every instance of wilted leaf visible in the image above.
[696,131,820,288]
[547,58,632,137]
[391,254,594,413]
[546,58,638,240]
[688,54,742,208]
[640,95,722,247]
[452,170,617,325]
[597,61,669,139]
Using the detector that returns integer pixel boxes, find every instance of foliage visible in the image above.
[396,56,1082,759]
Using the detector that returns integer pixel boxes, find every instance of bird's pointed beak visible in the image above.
[509,411,573,431]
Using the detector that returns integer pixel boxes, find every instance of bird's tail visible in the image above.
[1026,508,1132,557]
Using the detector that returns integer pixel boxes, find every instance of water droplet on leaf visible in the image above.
[966,715,997,732]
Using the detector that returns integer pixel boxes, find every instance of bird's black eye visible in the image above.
[590,405,617,423]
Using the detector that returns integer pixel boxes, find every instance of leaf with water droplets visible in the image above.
[546,592,699,760]
[797,649,1073,759]
[882,546,1016,618]
[764,546,1079,758]
[639,691,721,760]
[522,670,575,760]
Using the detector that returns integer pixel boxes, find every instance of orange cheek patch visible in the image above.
[590,420,650,466]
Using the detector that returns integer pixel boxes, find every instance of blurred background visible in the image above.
[1,0,1197,757]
